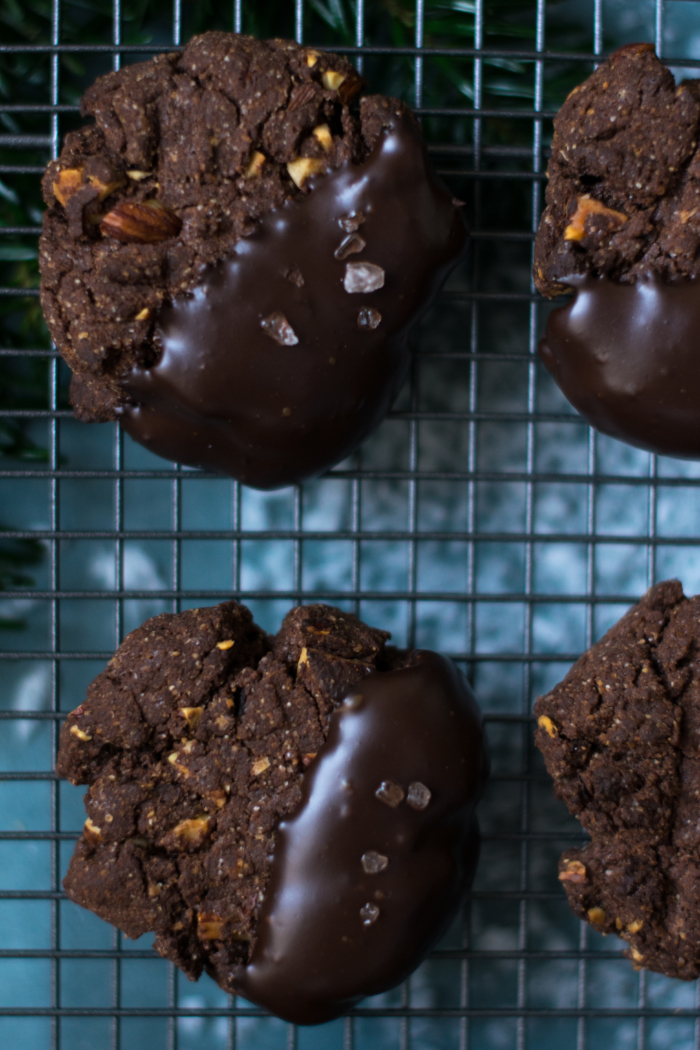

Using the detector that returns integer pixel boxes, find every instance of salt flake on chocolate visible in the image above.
[339,211,365,232]
[260,312,299,346]
[362,850,389,874]
[344,262,385,294]
[360,902,380,926]
[357,307,381,330]
[407,782,431,810]
[375,780,404,807]
[334,233,366,261]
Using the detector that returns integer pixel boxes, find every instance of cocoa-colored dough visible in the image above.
[39,32,391,421]
[57,601,390,986]
[534,44,700,297]
[534,579,700,979]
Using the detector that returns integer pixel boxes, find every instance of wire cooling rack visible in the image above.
[5,0,700,1048]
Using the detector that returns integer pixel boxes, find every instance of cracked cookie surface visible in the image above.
[534,579,700,979]
[534,44,700,297]
[57,600,390,988]
[39,32,379,421]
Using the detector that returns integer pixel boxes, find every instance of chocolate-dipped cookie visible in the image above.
[57,601,488,1023]
[535,580,700,980]
[533,44,700,458]
[40,32,467,488]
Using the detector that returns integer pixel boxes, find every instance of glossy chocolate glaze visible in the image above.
[539,274,700,458]
[235,651,488,1025]
[119,113,467,489]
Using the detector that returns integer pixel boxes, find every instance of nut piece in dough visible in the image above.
[535,579,700,980]
[287,156,325,188]
[100,200,182,243]
[563,195,628,242]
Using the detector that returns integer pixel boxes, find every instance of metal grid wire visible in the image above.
[5,0,700,1048]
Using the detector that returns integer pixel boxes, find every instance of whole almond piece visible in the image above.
[100,199,181,243]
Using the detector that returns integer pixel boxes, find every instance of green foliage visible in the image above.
[301,0,593,153]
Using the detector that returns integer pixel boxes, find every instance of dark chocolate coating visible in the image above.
[119,113,467,489]
[236,651,488,1025]
[539,275,700,458]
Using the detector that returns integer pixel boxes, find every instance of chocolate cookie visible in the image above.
[57,601,488,1023]
[534,579,700,980]
[533,45,700,459]
[40,32,467,488]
